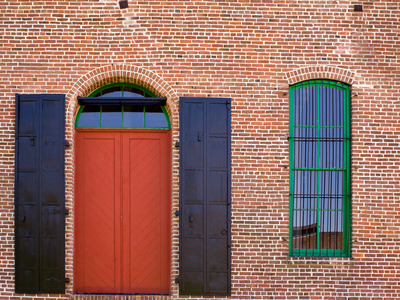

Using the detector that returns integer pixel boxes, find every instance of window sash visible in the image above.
[75,83,170,129]
[289,80,351,257]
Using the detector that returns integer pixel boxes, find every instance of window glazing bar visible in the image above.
[77,97,167,106]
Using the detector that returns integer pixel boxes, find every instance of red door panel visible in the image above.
[75,130,170,294]
[122,133,170,294]
[75,132,121,293]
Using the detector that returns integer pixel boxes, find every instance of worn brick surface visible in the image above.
[1,0,400,299]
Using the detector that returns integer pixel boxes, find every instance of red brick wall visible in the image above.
[1,0,400,299]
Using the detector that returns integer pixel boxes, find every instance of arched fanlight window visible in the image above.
[75,83,170,129]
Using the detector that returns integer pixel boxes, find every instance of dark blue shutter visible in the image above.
[15,94,65,294]
[179,97,231,295]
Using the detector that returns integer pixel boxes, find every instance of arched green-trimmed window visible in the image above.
[75,83,170,129]
[288,79,351,257]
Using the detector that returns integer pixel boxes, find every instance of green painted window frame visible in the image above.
[75,83,171,129]
[288,79,351,257]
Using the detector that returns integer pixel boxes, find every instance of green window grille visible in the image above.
[289,79,351,257]
[75,83,170,129]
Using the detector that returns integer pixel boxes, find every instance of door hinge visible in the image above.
[189,211,194,227]
[45,277,60,282]
[175,277,180,284]
[65,277,70,283]
[175,141,180,148]
[175,210,180,217]
[65,140,70,148]
[64,209,70,215]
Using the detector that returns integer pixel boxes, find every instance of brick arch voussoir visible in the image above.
[285,65,355,86]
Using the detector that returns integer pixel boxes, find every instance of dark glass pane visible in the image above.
[77,106,100,127]
[293,85,318,127]
[319,196,343,211]
[123,105,144,127]
[123,91,145,97]
[320,141,343,168]
[292,210,317,249]
[319,169,343,250]
[293,140,318,168]
[319,127,343,139]
[319,86,344,127]
[293,196,317,210]
[101,91,123,98]
[293,127,317,138]
[123,86,146,97]
[102,106,122,127]
[145,106,168,128]
[319,210,343,250]
[292,170,317,196]
[96,86,123,98]
[319,171,343,196]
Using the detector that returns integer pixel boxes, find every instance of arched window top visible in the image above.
[90,82,156,98]
[75,83,170,129]
[290,79,350,92]
[289,79,350,130]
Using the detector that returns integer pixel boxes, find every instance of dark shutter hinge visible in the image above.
[226,101,231,110]
[45,277,60,282]
[175,210,180,217]
[65,140,70,147]
[65,277,70,283]
[175,141,180,148]
[175,277,180,284]
[65,209,70,215]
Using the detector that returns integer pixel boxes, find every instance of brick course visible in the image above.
[1,0,400,299]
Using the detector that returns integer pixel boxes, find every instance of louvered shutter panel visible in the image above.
[179,97,231,295]
[15,94,65,294]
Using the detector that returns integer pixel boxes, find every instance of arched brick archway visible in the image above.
[285,65,355,85]
[64,65,179,297]
[66,64,178,133]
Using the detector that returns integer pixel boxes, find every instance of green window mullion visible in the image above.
[343,84,351,256]
[161,106,172,129]
[316,82,321,255]
[288,85,294,256]
[344,84,351,257]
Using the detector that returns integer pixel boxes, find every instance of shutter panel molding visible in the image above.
[179,97,231,296]
[15,94,66,294]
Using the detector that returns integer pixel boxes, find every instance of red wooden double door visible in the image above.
[74,130,171,294]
